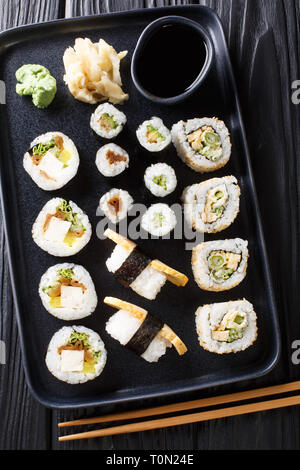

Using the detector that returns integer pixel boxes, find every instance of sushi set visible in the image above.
[0,5,280,408]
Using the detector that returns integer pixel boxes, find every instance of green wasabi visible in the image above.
[15,64,57,108]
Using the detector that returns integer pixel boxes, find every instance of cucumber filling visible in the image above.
[187,125,222,162]
[211,310,248,343]
[146,124,166,144]
[208,250,241,282]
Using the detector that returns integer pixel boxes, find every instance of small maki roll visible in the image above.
[136,117,171,152]
[99,188,133,223]
[171,117,231,172]
[195,299,257,354]
[23,131,79,190]
[192,238,249,291]
[182,176,240,233]
[144,163,177,197]
[96,143,129,177]
[32,198,91,256]
[45,325,107,383]
[141,203,177,237]
[104,229,188,300]
[90,103,126,139]
[104,297,187,362]
[39,263,97,320]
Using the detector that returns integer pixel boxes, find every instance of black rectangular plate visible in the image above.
[0,5,280,408]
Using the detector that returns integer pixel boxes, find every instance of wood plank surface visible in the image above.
[1,0,300,450]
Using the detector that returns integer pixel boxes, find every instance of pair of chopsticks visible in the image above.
[58,380,300,441]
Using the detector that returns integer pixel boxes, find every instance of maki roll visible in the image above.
[90,103,126,139]
[96,143,129,177]
[99,188,133,223]
[182,176,240,233]
[104,297,187,362]
[192,238,249,291]
[141,203,177,237]
[104,228,188,300]
[45,325,107,383]
[136,117,171,152]
[144,163,177,197]
[195,299,257,354]
[32,198,91,256]
[23,131,79,190]
[171,117,231,172]
[39,263,97,320]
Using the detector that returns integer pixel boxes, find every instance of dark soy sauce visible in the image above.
[136,24,207,98]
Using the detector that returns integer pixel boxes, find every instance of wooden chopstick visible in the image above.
[58,393,300,441]
[58,380,300,428]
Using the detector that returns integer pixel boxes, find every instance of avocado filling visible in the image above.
[211,310,248,342]
[202,184,228,224]
[29,135,70,167]
[208,250,241,282]
[42,268,86,308]
[187,125,222,161]
[99,113,118,131]
[153,175,167,191]
[146,124,166,144]
[58,331,101,374]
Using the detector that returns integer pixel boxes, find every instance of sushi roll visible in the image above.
[144,163,177,197]
[171,117,231,172]
[192,238,249,291]
[90,103,126,139]
[104,228,188,300]
[39,263,97,320]
[182,176,240,233]
[32,198,92,256]
[45,325,107,383]
[23,131,79,190]
[195,299,257,354]
[96,143,129,177]
[136,117,171,152]
[141,203,177,237]
[99,188,133,223]
[104,297,187,362]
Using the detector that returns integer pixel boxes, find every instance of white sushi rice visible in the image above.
[136,117,171,152]
[171,117,231,172]
[130,264,167,300]
[95,143,129,177]
[106,244,133,273]
[23,131,79,191]
[144,163,177,197]
[195,299,257,354]
[182,176,240,233]
[141,203,177,237]
[192,238,249,291]
[32,197,92,256]
[105,309,171,362]
[99,188,133,223]
[45,325,107,384]
[90,103,126,138]
[39,263,97,320]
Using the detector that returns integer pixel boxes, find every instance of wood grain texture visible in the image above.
[1,0,300,450]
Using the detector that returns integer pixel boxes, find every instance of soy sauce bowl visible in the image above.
[131,15,214,105]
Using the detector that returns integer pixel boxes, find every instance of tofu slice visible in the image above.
[60,349,84,372]
[38,150,64,179]
[60,285,84,308]
[211,330,230,342]
[44,217,71,243]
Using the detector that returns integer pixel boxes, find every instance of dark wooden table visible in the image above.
[1,0,300,450]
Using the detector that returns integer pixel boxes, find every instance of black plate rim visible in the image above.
[0,4,281,409]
